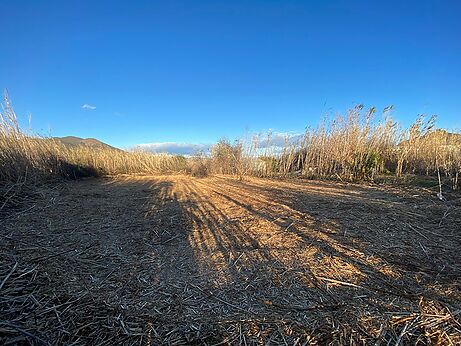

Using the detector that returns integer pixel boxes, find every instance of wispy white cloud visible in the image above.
[82,104,96,110]
[133,142,211,156]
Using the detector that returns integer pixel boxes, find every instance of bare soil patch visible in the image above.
[1,175,460,345]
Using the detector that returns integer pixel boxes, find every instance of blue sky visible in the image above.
[1,0,460,151]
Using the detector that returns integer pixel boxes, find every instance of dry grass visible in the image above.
[209,106,460,190]
[0,94,207,190]
[0,93,187,213]
[2,92,460,190]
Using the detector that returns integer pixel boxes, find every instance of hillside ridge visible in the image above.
[54,136,121,151]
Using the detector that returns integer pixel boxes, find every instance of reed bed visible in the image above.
[209,106,461,190]
[2,93,460,192]
[0,95,186,184]
[0,94,187,214]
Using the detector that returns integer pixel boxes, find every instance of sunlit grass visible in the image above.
[1,92,460,191]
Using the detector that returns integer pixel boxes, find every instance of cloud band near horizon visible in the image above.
[131,132,303,156]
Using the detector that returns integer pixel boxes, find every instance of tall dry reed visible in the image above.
[213,106,460,189]
[2,92,460,193]
[0,92,187,189]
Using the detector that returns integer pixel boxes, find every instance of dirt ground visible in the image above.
[1,175,460,345]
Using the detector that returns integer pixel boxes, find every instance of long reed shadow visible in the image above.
[2,175,460,345]
[210,176,461,278]
[171,176,461,343]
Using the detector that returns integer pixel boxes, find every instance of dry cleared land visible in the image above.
[1,175,460,345]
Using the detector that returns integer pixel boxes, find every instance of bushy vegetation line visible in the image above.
[0,93,190,212]
[0,95,187,184]
[206,106,460,190]
[1,93,460,196]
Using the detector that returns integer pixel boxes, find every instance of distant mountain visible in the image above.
[54,136,121,151]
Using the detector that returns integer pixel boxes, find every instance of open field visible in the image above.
[1,175,460,345]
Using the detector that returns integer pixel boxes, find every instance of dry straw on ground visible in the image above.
[1,175,460,345]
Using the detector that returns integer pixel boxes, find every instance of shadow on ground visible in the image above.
[1,175,460,345]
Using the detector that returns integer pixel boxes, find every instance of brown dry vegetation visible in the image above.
[1,175,460,345]
[2,93,461,195]
[214,107,461,189]
[1,93,461,345]
[0,97,187,183]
